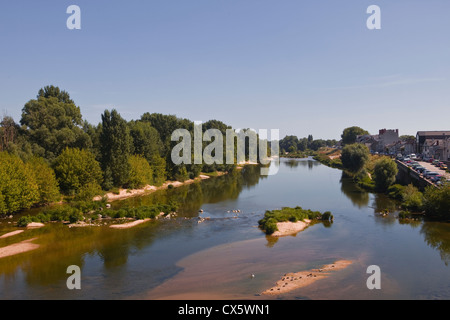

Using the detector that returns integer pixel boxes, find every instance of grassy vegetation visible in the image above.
[258,206,333,235]
[17,200,179,227]
[312,148,343,169]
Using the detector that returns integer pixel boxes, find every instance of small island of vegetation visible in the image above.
[258,206,333,236]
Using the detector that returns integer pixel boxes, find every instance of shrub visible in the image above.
[401,184,424,211]
[373,157,398,192]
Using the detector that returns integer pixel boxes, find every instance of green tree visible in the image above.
[100,109,133,188]
[53,148,103,195]
[127,155,154,189]
[340,143,370,173]
[341,126,369,145]
[372,157,399,191]
[129,121,163,161]
[0,152,39,214]
[27,156,61,204]
[150,154,167,186]
[423,183,450,220]
[20,86,92,160]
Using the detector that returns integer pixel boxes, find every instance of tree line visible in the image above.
[0,85,259,215]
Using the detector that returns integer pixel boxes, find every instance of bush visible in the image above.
[423,183,450,220]
[401,184,424,211]
[340,143,370,173]
[373,157,398,192]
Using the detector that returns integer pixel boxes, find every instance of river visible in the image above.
[0,158,449,299]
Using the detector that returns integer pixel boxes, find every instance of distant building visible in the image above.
[416,131,450,156]
[356,129,400,154]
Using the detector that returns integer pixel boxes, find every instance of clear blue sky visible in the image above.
[1,0,449,140]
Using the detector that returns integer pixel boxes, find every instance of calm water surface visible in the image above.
[0,158,449,299]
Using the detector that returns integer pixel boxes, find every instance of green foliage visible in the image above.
[258,206,331,235]
[387,184,405,200]
[100,109,133,188]
[53,148,103,196]
[0,152,39,214]
[423,183,450,220]
[127,155,153,189]
[340,143,370,173]
[373,157,398,191]
[27,156,61,204]
[20,86,91,160]
[401,184,424,211]
[341,126,369,145]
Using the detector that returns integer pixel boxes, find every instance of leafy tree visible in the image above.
[27,156,61,204]
[127,155,154,189]
[341,126,369,145]
[149,154,167,186]
[0,152,39,214]
[20,86,92,160]
[53,148,103,195]
[372,157,398,191]
[423,183,450,220]
[401,184,424,211]
[0,115,18,152]
[100,109,133,188]
[340,143,370,173]
[129,121,163,161]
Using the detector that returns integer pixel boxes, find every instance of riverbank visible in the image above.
[94,174,213,202]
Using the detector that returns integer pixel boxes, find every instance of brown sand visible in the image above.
[0,238,40,259]
[271,219,311,237]
[262,260,353,295]
[94,175,212,202]
[109,218,151,229]
[0,230,24,239]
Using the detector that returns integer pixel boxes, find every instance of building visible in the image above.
[356,129,400,154]
[416,131,450,155]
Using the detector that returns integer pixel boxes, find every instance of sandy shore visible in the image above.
[262,260,353,295]
[271,219,311,237]
[109,218,151,229]
[94,174,212,202]
[0,238,40,259]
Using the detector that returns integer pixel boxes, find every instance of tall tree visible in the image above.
[341,126,369,145]
[20,86,91,160]
[341,143,370,173]
[100,109,132,188]
[0,152,39,214]
[53,148,103,195]
[373,157,398,191]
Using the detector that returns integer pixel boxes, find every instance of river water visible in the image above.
[0,158,449,299]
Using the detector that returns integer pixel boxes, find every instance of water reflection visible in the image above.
[420,222,450,266]
[339,172,369,208]
[283,158,320,170]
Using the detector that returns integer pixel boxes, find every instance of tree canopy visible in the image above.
[341,126,369,145]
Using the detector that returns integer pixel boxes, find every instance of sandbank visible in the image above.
[0,238,40,259]
[271,219,311,237]
[262,260,353,295]
[109,218,151,229]
[0,230,24,239]
[94,174,212,202]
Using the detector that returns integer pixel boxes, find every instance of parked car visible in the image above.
[432,160,440,166]
[440,163,448,170]
[430,175,443,183]
[425,172,441,179]
[415,166,425,172]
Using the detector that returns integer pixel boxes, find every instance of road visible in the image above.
[417,161,450,180]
